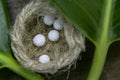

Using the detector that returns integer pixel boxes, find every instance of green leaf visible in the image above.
[0,0,10,52]
[51,0,103,44]
[51,0,120,44]
[112,0,120,42]
[51,0,120,80]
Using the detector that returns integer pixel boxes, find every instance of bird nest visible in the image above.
[11,0,85,74]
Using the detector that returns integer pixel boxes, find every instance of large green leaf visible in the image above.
[51,0,103,43]
[51,0,120,44]
[51,0,120,80]
[0,0,10,52]
[112,0,120,41]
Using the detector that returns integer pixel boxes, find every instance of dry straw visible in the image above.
[11,0,85,74]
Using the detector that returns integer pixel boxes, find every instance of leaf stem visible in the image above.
[87,0,113,80]
[0,53,44,80]
[87,44,109,80]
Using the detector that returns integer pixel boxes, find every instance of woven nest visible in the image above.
[11,0,85,74]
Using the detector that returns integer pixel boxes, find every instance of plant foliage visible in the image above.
[51,0,120,80]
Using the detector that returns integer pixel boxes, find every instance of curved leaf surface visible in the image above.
[51,0,120,44]
[51,0,119,80]
[112,0,120,41]
[0,0,10,52]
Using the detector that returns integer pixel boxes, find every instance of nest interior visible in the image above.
[23,16,69,66]
[11,0,85,74]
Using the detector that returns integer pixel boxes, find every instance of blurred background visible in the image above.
[0,0,120,80]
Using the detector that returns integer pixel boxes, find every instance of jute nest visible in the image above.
[11,0,85,74]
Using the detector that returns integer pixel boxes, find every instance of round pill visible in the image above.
[48,30,60,42]
[33,34,46,47]
[39,54,50,64]
[53,20,63,30]
[43,15,55,26]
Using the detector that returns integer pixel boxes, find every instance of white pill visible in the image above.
[43,15,55,26]
[48,30,60,42]
[53,20,63,30]
[39,54,50,64]
[33,34,46,47]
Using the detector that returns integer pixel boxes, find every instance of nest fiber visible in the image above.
[11,0,85,74]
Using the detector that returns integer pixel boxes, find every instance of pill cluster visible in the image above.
[32,15,63,64]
